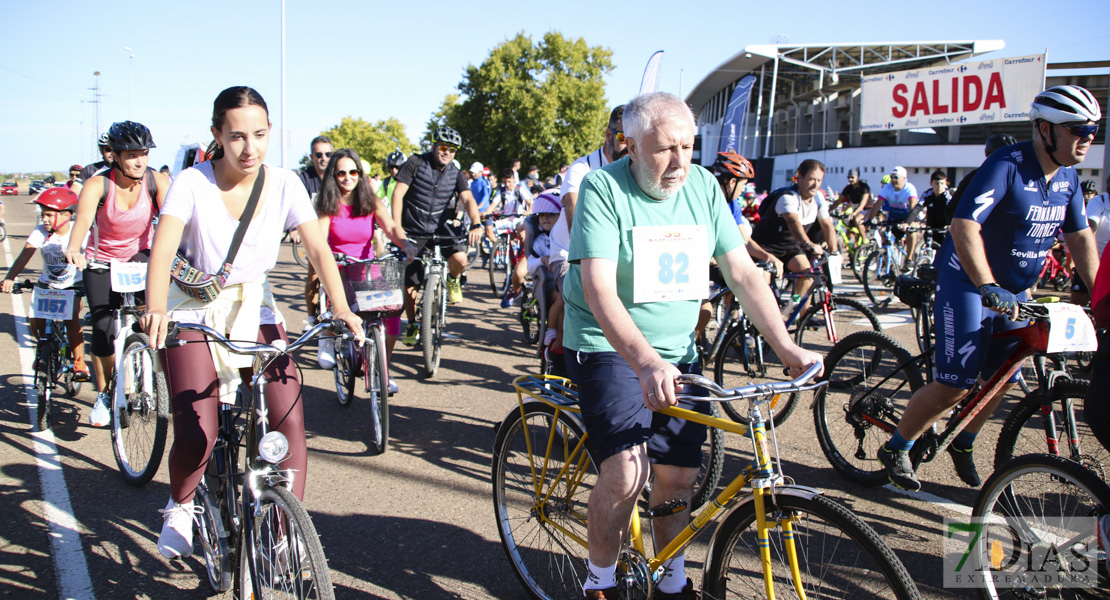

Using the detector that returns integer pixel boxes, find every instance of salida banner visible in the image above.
[860,54,1046,132]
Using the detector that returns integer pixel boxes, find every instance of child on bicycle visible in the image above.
[2,188,89,380]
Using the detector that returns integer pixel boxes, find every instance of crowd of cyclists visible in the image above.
[3,81,1109,597]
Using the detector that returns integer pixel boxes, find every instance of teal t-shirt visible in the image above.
[563,156,744,363]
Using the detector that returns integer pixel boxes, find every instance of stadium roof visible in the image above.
[685,40,1006,112]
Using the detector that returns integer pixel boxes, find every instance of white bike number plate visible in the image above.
[1044,303,1097,353]
[353,289,403,313]
[827,254,843,285]
[31,288,74,320]
[632,225,709,303]
[110,261,146,293]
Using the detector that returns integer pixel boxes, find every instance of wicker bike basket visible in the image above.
[339,259,405,318]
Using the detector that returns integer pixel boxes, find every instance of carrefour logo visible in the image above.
[887,74,896,81]
[958,65,968,73]
[958,116,968,123]
[887,122,895,129]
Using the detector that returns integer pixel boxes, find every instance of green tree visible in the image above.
[435,31,613,178]
[309,117,418,177]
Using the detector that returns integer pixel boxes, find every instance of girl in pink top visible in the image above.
[309,148,411,392]
[65,120,172,426]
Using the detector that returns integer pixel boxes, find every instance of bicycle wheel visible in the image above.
[489,239,510,296]
[196,482,233,593]
[971,454,1110,600]
[520,286,540,345]
[364,324,389,455]
[291,238,309,269]
[813,331,925,485]
[0,221,6,242]
[331,336,356,407]
[111,333,170,487]
[994,379,1106,480]
[703,492,921,599]
[794,295,882,358]
[862,249,899,307]
[492,403,595,600]
[714,323,796,426]
[34,344,53,431]
[236,485,334,600]
[421,272,442,378]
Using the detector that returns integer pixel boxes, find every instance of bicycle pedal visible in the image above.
[644,499,687,518]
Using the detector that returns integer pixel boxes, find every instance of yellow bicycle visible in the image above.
[492,364,921,599]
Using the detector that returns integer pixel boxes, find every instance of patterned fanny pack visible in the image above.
[169,167,265,304]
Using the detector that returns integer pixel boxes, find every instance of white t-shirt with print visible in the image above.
[26,224,88,288]
[161,163,317,287]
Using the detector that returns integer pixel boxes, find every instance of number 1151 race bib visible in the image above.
[632,225,709,303]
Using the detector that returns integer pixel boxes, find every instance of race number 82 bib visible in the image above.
[632,225,709,303]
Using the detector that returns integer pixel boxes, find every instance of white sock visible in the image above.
[584,560,617,590]
[657,554,686,594]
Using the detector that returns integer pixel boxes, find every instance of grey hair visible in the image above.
[623,92,696,143]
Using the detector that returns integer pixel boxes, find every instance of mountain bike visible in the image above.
[970,453,1110,600]
[488,219,525,297]
[155,317,348,599]
[87,259,170,486]
[493,365,921,600]
[318,253,403,455]
[813,299,1100,486]
[714,255,880,425]
[411,234,465,378]
[12,280,85,431]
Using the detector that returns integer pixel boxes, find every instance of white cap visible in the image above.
[890,166,907,178]
[469,161,484,174]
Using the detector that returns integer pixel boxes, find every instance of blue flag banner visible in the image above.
[718,75,757,155]
[640,51,664,95]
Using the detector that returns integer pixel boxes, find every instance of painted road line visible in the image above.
[4,236,95,600]
[884,483,973,518]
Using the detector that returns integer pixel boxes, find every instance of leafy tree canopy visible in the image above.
[429,31,614,179]
[305,117,419,177]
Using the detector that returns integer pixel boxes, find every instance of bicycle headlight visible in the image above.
[258,432,290,464]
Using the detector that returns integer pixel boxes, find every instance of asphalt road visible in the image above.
[0,194,1038,599]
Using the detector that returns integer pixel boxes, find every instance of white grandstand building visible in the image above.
[685,41,1108,195]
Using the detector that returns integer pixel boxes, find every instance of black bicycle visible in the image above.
[155,317,351,599]
[12,280,85,430]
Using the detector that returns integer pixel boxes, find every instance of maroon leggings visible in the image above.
[162,323,307,503]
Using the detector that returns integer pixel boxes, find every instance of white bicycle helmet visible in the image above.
[1029,85,1102,124]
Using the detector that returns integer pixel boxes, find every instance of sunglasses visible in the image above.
[437,144,458,153]
[1059,123,1099,138]
[609,127,625,143]
[314,151,332,159]
[335,169,360,178]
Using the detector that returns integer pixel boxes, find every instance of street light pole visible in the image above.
[124,46,134,119]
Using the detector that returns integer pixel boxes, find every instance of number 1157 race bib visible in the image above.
[632,225,709,303]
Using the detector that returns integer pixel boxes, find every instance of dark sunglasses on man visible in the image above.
[1060,123,1099,138]
[314,151,332,159]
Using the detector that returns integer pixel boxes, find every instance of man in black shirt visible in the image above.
[837,168,872,236]
[298,135,333,199]
[391,127,493,343]
[78,134,113,182]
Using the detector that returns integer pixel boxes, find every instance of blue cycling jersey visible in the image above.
[935,141,1087,292]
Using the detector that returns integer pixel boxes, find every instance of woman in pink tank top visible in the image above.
[308,148,411,394]
[63,120,172,426]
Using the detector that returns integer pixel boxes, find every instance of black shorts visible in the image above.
[565,350,710,468]
[404,237,468,288]
[84,250,149,356]
[1071,269,1088,294]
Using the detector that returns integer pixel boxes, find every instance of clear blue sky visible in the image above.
[1,0,1106,173]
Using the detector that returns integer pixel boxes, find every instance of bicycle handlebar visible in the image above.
[675,362,825,402]
[160,313,355,356]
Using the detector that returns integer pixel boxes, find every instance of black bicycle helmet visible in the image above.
[386,149,407,168]
[1082,180,1099,195]
[433,126,462,147]
[97,132,111,149]
[107,120,156,153]
[984,133,1017,156]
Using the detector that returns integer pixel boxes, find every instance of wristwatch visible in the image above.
[470,223,483,231]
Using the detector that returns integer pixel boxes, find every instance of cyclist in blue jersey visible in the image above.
[880,85,1102,492]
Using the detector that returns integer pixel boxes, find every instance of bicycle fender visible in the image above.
[700,484,824,583]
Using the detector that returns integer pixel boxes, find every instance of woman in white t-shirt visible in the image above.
[141,86,362,560]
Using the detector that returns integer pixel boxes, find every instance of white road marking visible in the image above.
[883,483,973,517]
[4,236,96,600]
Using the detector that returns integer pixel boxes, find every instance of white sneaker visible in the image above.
[274,535,310,580]
[317,337,336,370]
[158,497,201,559]
[388,379,399,395]
[88,392,110,427]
